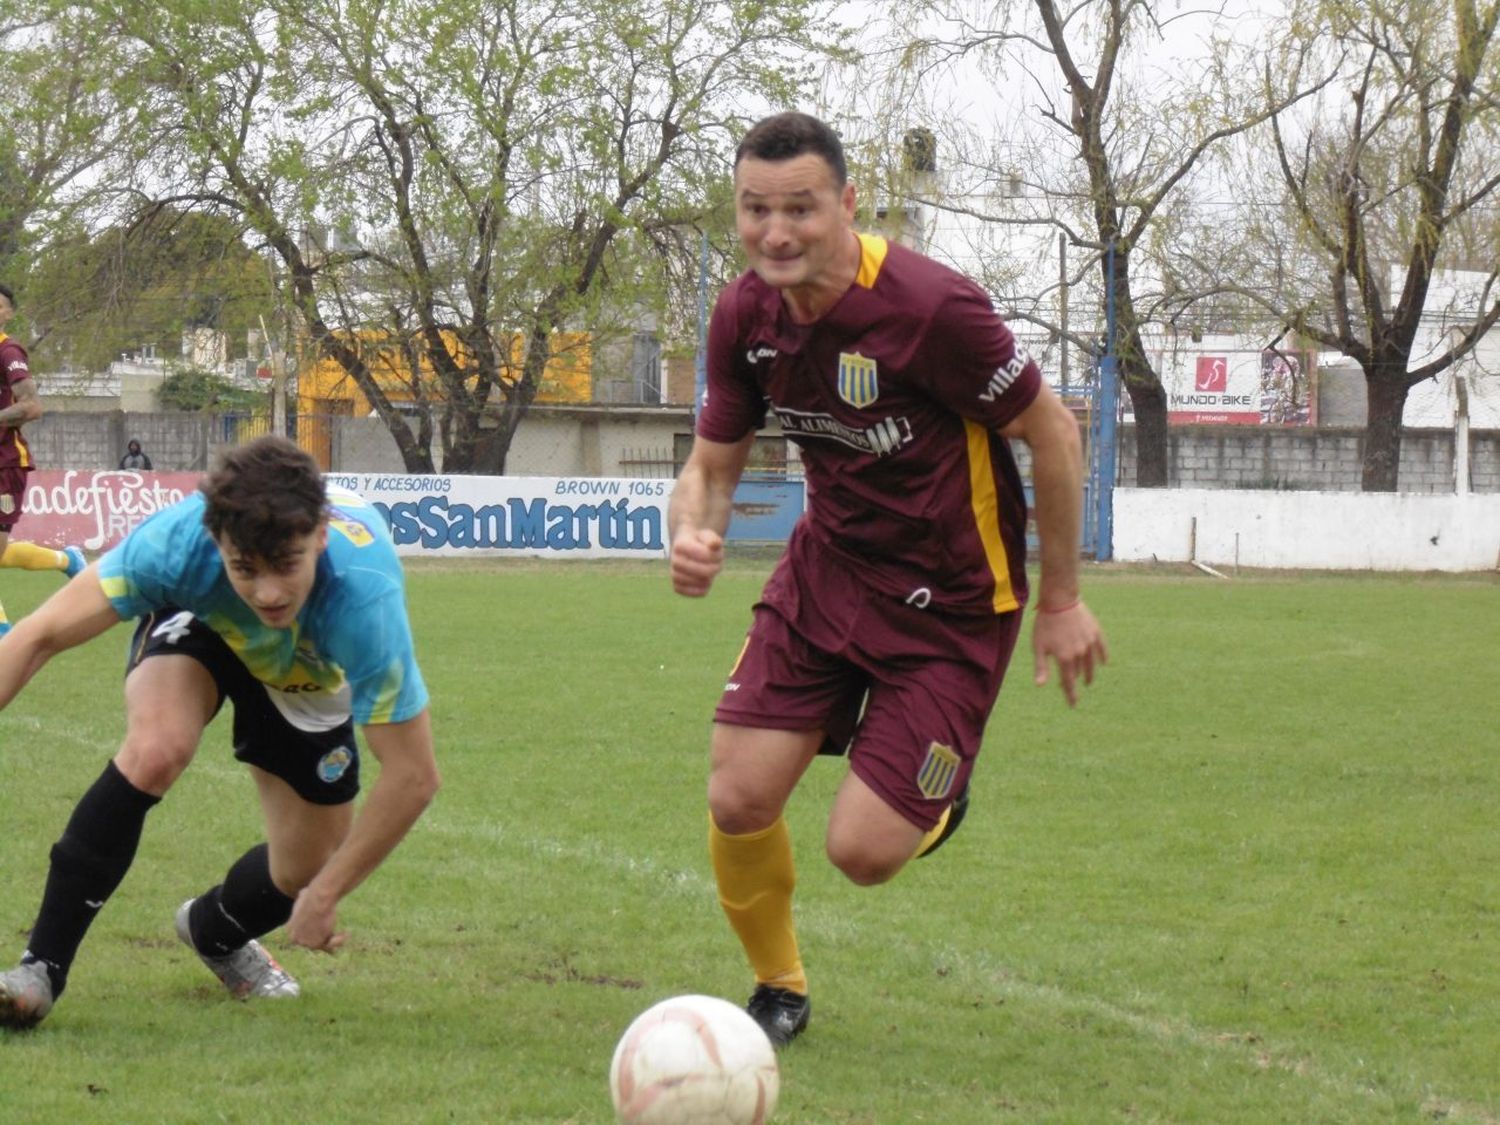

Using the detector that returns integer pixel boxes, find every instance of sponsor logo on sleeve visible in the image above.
[977,347,1033,403]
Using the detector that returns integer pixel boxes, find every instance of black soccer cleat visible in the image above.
[916,781,970,859]
[746,984,810,1048]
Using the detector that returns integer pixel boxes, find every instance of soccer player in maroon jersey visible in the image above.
[669,112,1108,1046]
[0,283,86,637]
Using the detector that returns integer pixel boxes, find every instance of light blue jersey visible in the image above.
[98,488,427,729]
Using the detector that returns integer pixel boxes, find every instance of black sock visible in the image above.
[22,761,161,997]
[186,844,295,956]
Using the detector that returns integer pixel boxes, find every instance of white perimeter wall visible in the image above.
[1114,489,1500,571]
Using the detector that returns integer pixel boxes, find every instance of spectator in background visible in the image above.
[119,439,153,471]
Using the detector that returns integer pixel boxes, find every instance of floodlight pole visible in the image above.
[694,232,709,421]
[1095,239,1120,562]
[260,314,287,438]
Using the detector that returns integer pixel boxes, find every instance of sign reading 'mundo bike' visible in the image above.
[21,471,672,560]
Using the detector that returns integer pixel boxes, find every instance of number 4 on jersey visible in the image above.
[151,610,196,646]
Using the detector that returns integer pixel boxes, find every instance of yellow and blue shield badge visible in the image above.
[837,352,879,408]
[916,742,961,800]
[328,509,374,548]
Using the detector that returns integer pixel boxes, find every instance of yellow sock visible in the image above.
[709,814,807,995]
[0,542,66,571]
[914,804,953,858]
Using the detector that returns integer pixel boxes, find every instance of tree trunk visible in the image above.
[1121,365,1168,487]
[396,437,435,475]
[1362,366,1409,492]
[472,421,513,475]
[1099,250,1169,488]
[441,398,487,473]
[1117,320,1168,487]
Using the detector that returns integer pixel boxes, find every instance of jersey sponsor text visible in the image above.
[772,407,912,456]
[977,348,1033,403]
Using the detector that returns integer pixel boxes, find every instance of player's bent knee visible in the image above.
[114,735,198,796]
[267,862,319,898]
[707,775,782,836]
[825,839,905,887]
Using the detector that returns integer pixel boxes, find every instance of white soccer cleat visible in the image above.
[175,899,300,1000]
[0,961,56,1029]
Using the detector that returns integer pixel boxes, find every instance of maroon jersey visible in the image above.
[699,233,1041,615]
[0,333,35,472]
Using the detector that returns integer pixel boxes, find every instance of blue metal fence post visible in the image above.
[1096,239,1119,562]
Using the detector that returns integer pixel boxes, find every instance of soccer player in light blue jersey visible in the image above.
[0,436,439,1029]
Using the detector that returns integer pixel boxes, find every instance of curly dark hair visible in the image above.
[200,436,326,564]
[734,112,847,185]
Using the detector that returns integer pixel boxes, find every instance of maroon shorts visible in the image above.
[714,534,1022,830]
[0,466,28,532]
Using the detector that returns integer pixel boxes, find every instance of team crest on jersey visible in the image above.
[916,742,960,800]
[837,352,879,408]
[328,508,374,547]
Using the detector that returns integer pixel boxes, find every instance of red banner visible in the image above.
[18,470,205,552]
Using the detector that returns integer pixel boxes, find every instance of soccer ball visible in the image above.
[609,994,780,1124]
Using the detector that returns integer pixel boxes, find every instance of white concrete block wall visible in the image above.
[1114,488,1500,571]
[1115,425,1481,494]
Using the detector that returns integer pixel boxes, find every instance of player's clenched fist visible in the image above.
[287,887,347,954]
[671,527,725,597]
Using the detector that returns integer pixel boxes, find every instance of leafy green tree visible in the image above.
[77,0,849,473]
[0,4,151,334]
[25,207,275,372]
[157,365,264,412]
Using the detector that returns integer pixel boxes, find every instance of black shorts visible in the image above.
[128,608,360,805]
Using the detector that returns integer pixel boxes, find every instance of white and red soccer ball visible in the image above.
[609,994,780,1124]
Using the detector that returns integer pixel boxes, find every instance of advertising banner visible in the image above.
[19,470,204,552]
[1153,348,1316,426]
[323,473,670,558]
[17,471,678,560]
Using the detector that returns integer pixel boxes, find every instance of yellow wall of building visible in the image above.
[297,329,592,416]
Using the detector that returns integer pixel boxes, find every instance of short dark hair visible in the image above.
[734,112,847,185]
[200,436,326,563]
[0,284,14,308]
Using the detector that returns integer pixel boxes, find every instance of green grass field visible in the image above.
[0,557,1496,1123]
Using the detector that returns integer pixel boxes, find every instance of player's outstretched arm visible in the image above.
[0,562,121,712]
[285,708,440,952]
[669,432,755,597]
[1002,384,1108,706]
